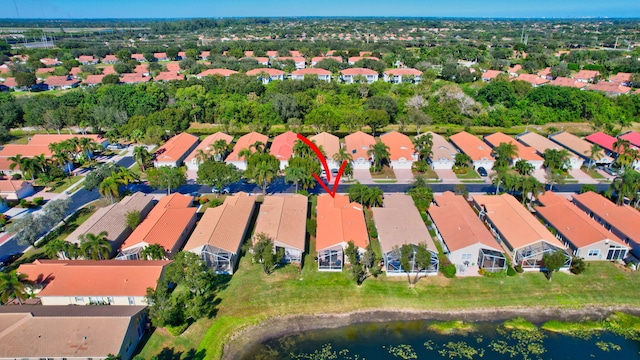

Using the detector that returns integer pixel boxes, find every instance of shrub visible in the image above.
[442,263,457,278]
[32,197,44,206]
[198,197,209,205]
[208,198,223,208]
[570,257,588,275]
[507,266,517,276]
[306,218,317,237]
[19,199,29,208]
[478,268,486,276]
[515,264,524,273]
[166,323,190,336]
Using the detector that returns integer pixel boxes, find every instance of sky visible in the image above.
[1,0,639,19]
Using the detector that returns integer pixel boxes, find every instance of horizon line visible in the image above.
[1,16,640,21]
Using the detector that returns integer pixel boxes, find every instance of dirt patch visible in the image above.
[222,306,640,360]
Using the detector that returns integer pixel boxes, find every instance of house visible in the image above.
[572,191,640,259]
[270,131,298,170]
[134,64,150,76]
[266,50,278,58]
[253,195,308,264]
[484,132,544,170]
[585,132,620,156]
[153,52,169,61]
[153,132,199,168]
[588,82,631,95]
[425,132,457,170]
[84,74,105,86]
[36,67,56,78]
[177,51,186,60]
[0,178,34,200]
[0,305,148,360]
[102,65,116,75]
[609,72,632,86]
[619,131,640,148]
[347,56,380,65]
[1,77,18,90]
[102,54,118,64]
[344,131,376,169]
[196,69,238,79]
[246,68,285,83]
[18,259,170,305]
[379,131,417,169]
[252,57,270,66]
[66,192,155,258]
[200,51,211,60]
[40,58,61,67]
[316,194,368,271]
[549,131,613,166]
[309,132,341,170]
[481,70,502,81]
[536,192,629,260]
[472,194,571,271]
[275,56,306,69]
[77,55,98,65]
[184,193,256,274]
[225,132,269,170]
[429,191,506,274]
[119,73,151,84]
[574,69,600,83]
[516,131,584,169]
[154,71,184,82]
[538,67,552,80]
[131,53,146,62]
[185,132,234,171]
[43,75,80,90]
[311,56,342,66]
[372,194,439,276]
[383,68,422,84]
[165,61,181,72]
[117,194,196,260]
[291,68,332,82]
[69,66,82,78]
[515,73,549,86]
[508,64,522,76]
[449,131,495,170]
[340,68,378,84]
[549,76,587,89]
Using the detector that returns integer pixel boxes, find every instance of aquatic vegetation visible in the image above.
[423,339,435,351]
[428,320,478,335]
[438,341,485,359]
[291,344,360,360]
[541,320,605,339]
[595,341,622,352]
[385,344,418,359]
[501,317,537,331]
[491,323,547,360]
[605,312,640,340]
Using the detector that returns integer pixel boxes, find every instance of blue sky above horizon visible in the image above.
[0,0,639,19]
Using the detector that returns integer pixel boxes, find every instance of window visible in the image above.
[461,254,472,261]
[74,297,84,303]
[128,297,135,305]
[587,249,600,257]
[107,297,114,304]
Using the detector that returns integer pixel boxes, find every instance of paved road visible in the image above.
[116,156,135,169]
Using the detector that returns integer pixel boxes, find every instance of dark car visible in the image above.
[477,167,488,177]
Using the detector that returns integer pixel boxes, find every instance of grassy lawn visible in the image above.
[47,176,84,193]
[583,167,606,180]
[454,167,481,180]
[413,167,439,179]
[137,255,640,360]
[370,165,396,179]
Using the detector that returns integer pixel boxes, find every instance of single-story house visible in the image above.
[196,69,238,79]
[372,194,439,276]
[536,192,629,260]
[253,195,308,264]
[344,131,376,169]
[18,259,170,306]
[117,193,196,260]
[347,56,380,65]
[0,305,148,360]
[270,131,298,170]
[275,56,306,69]
[246,68,285,84]
[585,131,622,156]
[379,131,417,169]
[131,53,146,62]
[153,132,199,168]
[508,64,522,77]
[309,132,341,170]
[185,132,234,171]
[316,194,368,271]
[619,131,640,148]
[484,132,544,170]
[383,68,422,84]
[40,58,61,67]
[449,131,495,170]
[588,82,631,95]
[550,76,588,89]
[184,193,256,274]
[609,72,632,86]
[340,68,378,84]
[102,54,118,64]
[549,131,613,166]
[77,55,98,65]
[36,67,56,78]
[429,191,506,274]
[154,71,184,82]
[472,194,571,271]
[311,56,342,66]
[574,69,600,83]
[153,52,169,61]
[515,73,549,86]
[225,132,269,171]
[572,191,640,258]
[291,68,332,82]
[426,132,457,170]
[481,70,502,81]
[66,192,155,258]
[538,67,552,80]
[43,75,80,90]
[516,131,584,169]
[119,73,151,84]
[0,178,34,200]
[134,64,150,76]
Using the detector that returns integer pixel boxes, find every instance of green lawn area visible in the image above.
[583,167,606,180]
[454,167,481,180]
[370,165,396,179]
[46,176,84,193]
[413,167,439,179]
[136,254,640,360]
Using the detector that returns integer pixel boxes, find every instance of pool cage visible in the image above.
[317,245,344,271]
[115,248,141,260]
[514,242,571,270]
[478,248,507,272]
[384,245,439,276]
[199,244,235,274]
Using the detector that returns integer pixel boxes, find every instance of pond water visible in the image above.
[240,320,640,359]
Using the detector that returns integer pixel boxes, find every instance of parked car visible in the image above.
[212,186,230,194]
[107,143,126,150]
[331,168,339,176]
[477,167,488,177]
[602,167,619,176]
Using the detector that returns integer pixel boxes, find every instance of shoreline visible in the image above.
[222,305,640,359]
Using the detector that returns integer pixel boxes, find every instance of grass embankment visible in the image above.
[137,258,640,360]
[542,312,640,339]
[46,175,83,193]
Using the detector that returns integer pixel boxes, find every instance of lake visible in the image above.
[240,319,640,359]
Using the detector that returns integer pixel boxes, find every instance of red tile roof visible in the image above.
[309,132,340,160]
[515,73,549,86]
[154,132,199,163]
[102,54,118,62]
[40,58,61,67]
[226,132,269,162]
[619,131,640,148]
[312,56,342,64]
[246,68,285,76]
[588,82,631,94]
[102,65,116,75]
[291,68,331,76]
[18,259,169,297]
[484,132,543,161]
[131,53,145,61]
[585,132,617,152]
[77,55,97,63]
[36,67,56,75]
[379,131,415,161]
[69,66,82,76]
[253,195,308,251]
[449,131,494,161]
[0,179,32,193]
[481,70,502,80]
[538,67,551,78]
[2,77,17,87]
[574,69,600,81]
[84,74,104,85]
[153,52,168,60]
[572,191,640,245]
[29,134,104,145]
[549,76,587,88]
[134,64,149,74]
[348,56,380,63]
[119,73,150,84]
[341,68,378,76]
[198,69,238,77]
[384,68,422,76]
[345,131,376,161]
[165,61,180,72]
[609,72,632,84]
[44,76,79,87]
[269,131,298,161]
[154,72,184,82]
[316,194,368,251]
[185,132,233,163]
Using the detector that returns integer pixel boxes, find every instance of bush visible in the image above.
[208,198,223,208]
[515,264,524,273]
[166,323,190,336]
[32,197,44,206]
[198,197,209,205]
[442,263,456,278]
[570,257,588,275]
[478,268,486,276]
[19,199,30,208]
[306,218,317,237]
[507,266,517,276]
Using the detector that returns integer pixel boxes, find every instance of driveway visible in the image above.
[392,168,414,183]
[435,169,457,183]
[532,169,547,184]
[352,169,373,183]
[569,168,598,184]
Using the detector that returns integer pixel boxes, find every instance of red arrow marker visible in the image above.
[296,133,346,198]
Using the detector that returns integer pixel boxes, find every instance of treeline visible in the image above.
[1,75,639,144]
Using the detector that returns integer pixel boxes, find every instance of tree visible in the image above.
[43,198,72,224]
[9,154,37,180]
[586,143,603,169]
[344,241,380,285]
[408,176,434,211]
[80,231,112,260]
[454,153,472,168]
[413,133,433,161]
[367,141,390,173]
[15,72,36,88]
[84,163,123,191]
[364,109,390,137]
[44,238,67,259]
[102,74,120,85]
[607,169,640,206]
[8,213,50,246]
[543,148,571,172]
[490,168,508,194]
[197,160,242,191]
[252,233,282,275]
[126,210,142,230]
[285,166,312,193]
[542,250,568,281]
[545,169,565,191]
[0,270,32,305]
[399,244,415,285]
[140,244,166,260]
[147,166,187,195]
[411,243,435,285]
[492,142,518,170]
[99,176,120,204]
[514,159,534,176]
[132,146,152,172]
[245,154,279,197]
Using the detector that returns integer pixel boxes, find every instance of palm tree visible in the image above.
[413,133,433,161]
[454,153,471,168]
[492,142,518,170]
[194,148,212,166]
[285,166,309,193]
[613,138,631,155]
[490,169,508,194]
[44,238,67,259]
[78,137,99,160]
[212,139,231,161]
[250,141,266,154]
[514,159,535,176]
[252,160,278,197]
[608,170,640,205]
[133,146,152,172]
[238,147,254,162]
[80,231,112,260]
[0,270,32,305]
[140,244,166,260]
[292,139,314,159]
[333,146,353,166]
[113,168,138,185]
[99,176,120,204]
[130,129,144,144]
[519,176,545,205]
[367,142,390,173]
[8,154,37,180]
[365,187,384,207]
[586,143,603,169]
[543,149,570,172]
